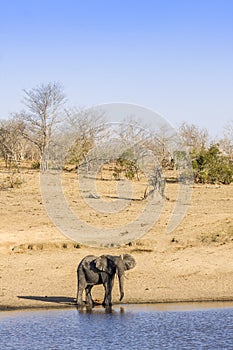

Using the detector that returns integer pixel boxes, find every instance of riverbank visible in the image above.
[1,243,233,311]
[1,170,233,311]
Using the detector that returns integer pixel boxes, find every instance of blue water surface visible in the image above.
[0,303,233,350]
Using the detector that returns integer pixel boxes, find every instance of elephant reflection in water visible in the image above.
[76,254,136,308]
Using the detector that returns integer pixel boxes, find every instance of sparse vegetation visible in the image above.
[113,150,140,181]
[199,225,233,244]
[1,82,232,188]
[0,171,23,190]
[191,144,233,184]
[178,122,233,184]
[31,161,40,169]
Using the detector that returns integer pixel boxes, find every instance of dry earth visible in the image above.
[0,166,233,311]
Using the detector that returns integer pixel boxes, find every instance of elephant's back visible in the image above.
[77,255,97,270]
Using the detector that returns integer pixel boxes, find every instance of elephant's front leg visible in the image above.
[77,286,85,307]
[103,276,114,307]
[77,273,86,307]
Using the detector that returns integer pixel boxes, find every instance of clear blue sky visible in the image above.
[0,0,232,137]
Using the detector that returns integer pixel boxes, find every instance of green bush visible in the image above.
[191,144,233,184]
[31,161,40,169]
[113,150,139,180]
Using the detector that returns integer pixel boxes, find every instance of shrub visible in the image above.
[0,172,23,190]
[113,150,140,181]
[199,225,233,244]
[191,144,233,184]
[31,161,40,169]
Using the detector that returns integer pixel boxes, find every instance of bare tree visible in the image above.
[0,118,26,168]
[64,108,107,170]
[116,117,174,171]
[178,122,209,151]
[15,82,66,158]
[148,124,177,169]
[219,121,233,160]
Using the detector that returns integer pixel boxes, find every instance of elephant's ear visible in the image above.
[94,256,108,272]
[122,254,136,271]
[95,255,117,274]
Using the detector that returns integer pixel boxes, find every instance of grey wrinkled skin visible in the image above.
[76,254,136,308]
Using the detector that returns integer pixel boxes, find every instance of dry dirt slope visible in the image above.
[0,169,233,310]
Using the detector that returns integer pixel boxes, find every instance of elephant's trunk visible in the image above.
[116,258,125,301]
[118,274,124,301]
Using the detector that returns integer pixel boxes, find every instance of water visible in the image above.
[0,303,233,350]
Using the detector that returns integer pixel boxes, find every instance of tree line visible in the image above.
[0,82,233,185]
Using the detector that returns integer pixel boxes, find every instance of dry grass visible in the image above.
[0,164,233,309]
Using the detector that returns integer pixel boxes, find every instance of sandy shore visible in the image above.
[1,243,233,311]
[0,170,233,311]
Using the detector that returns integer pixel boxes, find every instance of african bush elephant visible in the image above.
[76,254,136,308]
